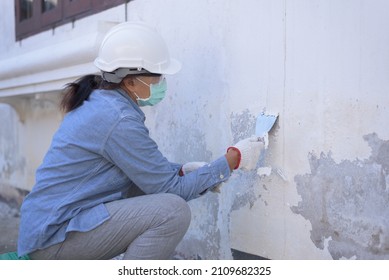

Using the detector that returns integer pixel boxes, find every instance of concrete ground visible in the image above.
[0,200,20,254]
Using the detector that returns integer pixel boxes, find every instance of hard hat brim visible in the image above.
[160,58,181,75]
[94,57,181,75]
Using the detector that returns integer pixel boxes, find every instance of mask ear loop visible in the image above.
[132,91,142,101]
[134,76,165,104]
[132,81,151,102]
[136,77,150,87]
[123,78,145,103]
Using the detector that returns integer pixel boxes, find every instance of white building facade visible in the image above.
[0,0,388,259]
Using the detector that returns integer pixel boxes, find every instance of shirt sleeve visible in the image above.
[102,116,231,201]
[168,161,183,174]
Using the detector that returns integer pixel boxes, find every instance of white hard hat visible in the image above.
[94,22,181,82]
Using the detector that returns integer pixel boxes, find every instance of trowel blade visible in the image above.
[255,113,278,137]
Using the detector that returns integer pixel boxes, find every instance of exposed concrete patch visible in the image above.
[230,172,259,211]
[175,128,212,163]
[0,104,26,192]
[292,133,389,259]
[230,109,256,143]
[174,193,224,259]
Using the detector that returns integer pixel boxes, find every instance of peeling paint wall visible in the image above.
[130,0,389,259]
[1,0,389,259]
[0,104,25,191]
[293,134,389,259]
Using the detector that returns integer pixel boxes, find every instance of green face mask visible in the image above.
[135,77,167,106]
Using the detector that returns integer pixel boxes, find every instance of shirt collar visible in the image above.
[115,88,145,120]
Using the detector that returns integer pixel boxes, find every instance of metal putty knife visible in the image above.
[255,112,279,137]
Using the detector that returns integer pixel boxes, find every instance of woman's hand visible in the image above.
[227,136,265,171]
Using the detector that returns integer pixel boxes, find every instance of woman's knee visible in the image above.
[160,193,191,230]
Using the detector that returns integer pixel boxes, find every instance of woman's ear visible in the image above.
[124,76,135,86]
[121,76,135,92]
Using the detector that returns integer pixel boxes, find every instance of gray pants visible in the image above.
[30,193,191,260]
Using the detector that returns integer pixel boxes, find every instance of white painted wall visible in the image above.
[126,0,389,260]
[1,0,388,259]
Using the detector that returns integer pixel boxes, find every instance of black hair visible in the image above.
[60,74,117,113]
[60,72,162,113]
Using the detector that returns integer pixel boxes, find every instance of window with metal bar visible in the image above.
[15,0,126,40]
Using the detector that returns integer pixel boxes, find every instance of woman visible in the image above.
[17,22,263,259]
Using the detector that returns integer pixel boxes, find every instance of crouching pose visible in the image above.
[18,22,264,260]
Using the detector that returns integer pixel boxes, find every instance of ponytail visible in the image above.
[60,75,103,113]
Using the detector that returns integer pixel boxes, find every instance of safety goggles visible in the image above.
[136,75,165,87]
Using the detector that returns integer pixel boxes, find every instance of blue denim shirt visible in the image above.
[17,88,230,256]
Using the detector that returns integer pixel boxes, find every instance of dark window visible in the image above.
[21,0,34,21]
[42,0,58,12]
[15,0,126,40]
